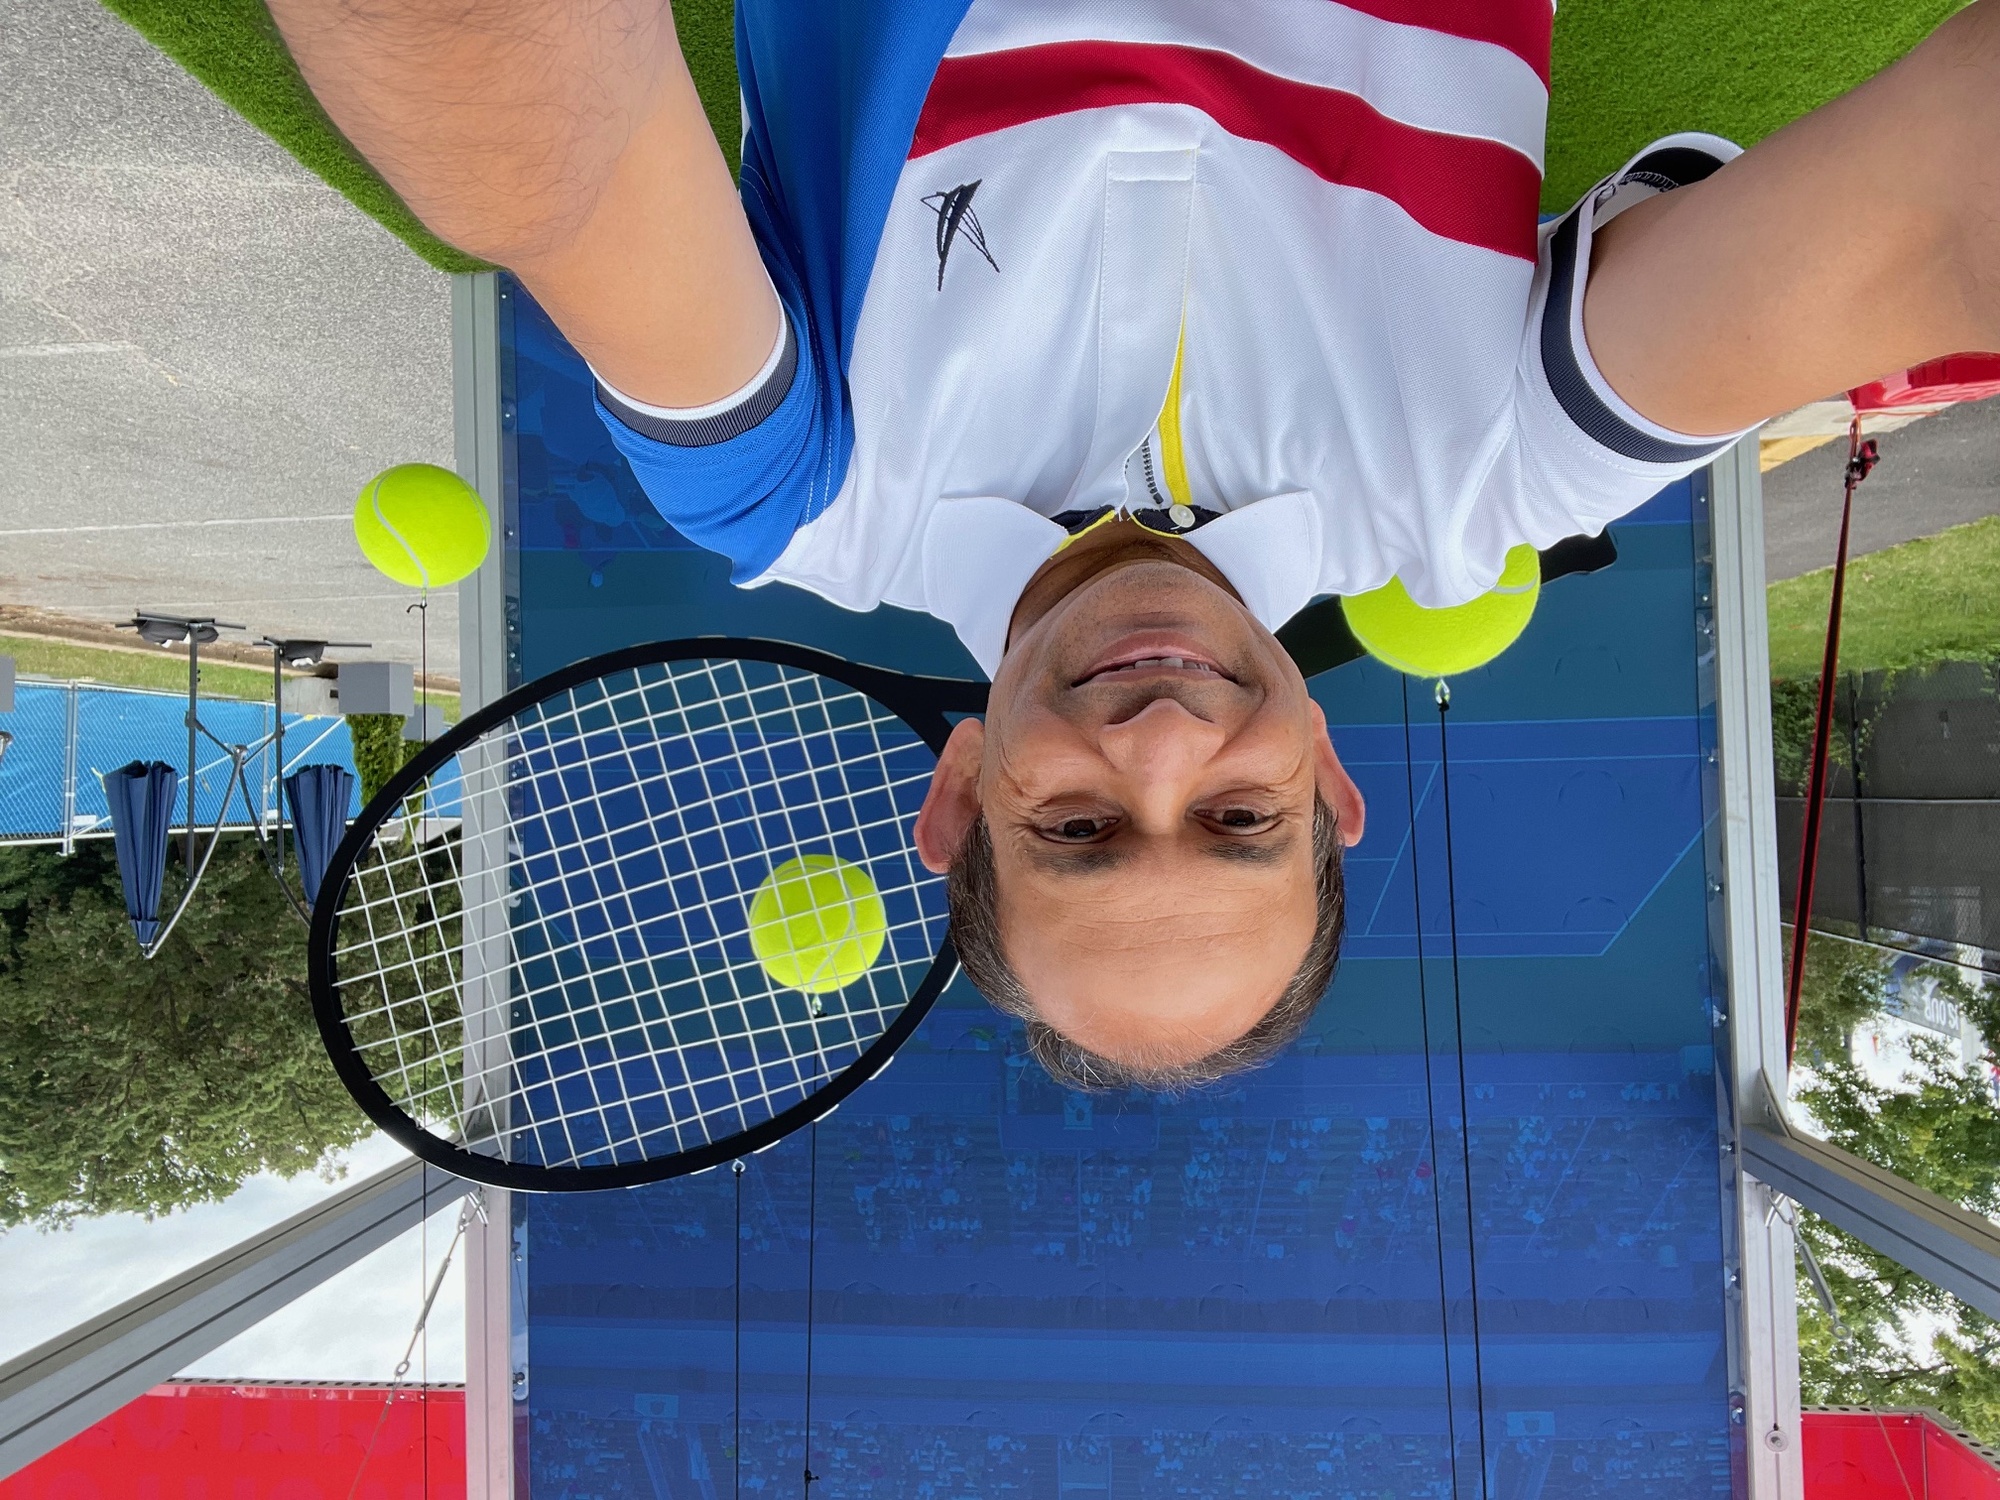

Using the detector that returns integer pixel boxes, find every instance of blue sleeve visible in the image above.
[592,180,850,585]
[592,0,975,585]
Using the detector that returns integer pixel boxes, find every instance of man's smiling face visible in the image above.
[916,530,1365,1079]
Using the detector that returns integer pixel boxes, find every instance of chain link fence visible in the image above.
[0,679,359,849]
[1777,659,2000,966]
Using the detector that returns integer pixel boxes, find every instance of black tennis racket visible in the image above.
[308,639,986,1191]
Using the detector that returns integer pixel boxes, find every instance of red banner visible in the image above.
[1850,352,2000,411]
[0,1384,464,1500]
[1803,1409,2000,1498]
[8,1384,1999,1498]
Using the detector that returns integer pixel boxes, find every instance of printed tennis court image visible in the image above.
[5,0,2000,1495]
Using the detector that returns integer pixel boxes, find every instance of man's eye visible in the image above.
[1049,817,1111,842]
[1209,807,1274,831]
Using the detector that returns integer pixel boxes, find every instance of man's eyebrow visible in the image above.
[1020,844,1131,876]
[1200,831,1297,866]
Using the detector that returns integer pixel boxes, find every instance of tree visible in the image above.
[0,837,373,1228]
[1791,931,1891,1069]
[347,712,423,804]
[1791,937,2000,1442]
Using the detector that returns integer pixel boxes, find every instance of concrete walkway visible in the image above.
[1763,395,2000,582]
[0,0,457,672]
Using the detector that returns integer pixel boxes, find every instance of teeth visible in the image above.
[1110,656,1213,675]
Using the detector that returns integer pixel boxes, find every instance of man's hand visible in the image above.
[267,0,778,407]
[1584,0,2000,437]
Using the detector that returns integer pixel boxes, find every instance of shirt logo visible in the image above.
[921,181,999,290]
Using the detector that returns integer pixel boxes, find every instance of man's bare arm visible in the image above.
[267,0,778,407]
[1585,0,2000,437]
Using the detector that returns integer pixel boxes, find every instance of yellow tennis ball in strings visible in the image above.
[1340,544,1541,678]
[353,463,491,589]
[747,855,888,996]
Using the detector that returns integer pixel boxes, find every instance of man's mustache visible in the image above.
[1079,678,1244,724]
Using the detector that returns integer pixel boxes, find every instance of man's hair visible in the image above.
[945,799,1344,1093]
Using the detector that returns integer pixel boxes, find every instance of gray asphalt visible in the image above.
[1763,395,2000,582]
[0,0,457,673]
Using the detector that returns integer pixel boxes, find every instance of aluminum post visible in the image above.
[453,267,518,1500]
[1708,435,1805,1498]
[60,682,78,856]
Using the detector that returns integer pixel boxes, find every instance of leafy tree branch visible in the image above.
[0,838,372,1228]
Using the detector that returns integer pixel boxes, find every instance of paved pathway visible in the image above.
[1763,395,2000,582]
[0,0,457,671]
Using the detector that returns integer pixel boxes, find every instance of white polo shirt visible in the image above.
[596,0,1749,675]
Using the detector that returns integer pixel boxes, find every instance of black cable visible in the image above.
[1435,683,1492,1497]
[1402,678,1461,1500]
[802,1125,819,1496]
[417,591,429,743]
[734,1158,745,1500]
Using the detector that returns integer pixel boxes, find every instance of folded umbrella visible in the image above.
[286,763,356,905]
[103,760,178,948]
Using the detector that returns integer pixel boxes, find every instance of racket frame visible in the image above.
[307,637,987,1192]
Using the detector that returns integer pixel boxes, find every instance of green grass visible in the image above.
[1544,0,1973,210]
[3,634,282,701]
[1766,516,2000,681]
[107,0,1971,265]
[675,0,742,177]
[1,633,460,717]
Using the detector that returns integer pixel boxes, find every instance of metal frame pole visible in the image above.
[453,267,517,1500]
[1709,435,1805,1497]
[60,682,78,857]
[455,271,508,715]
[185,633,200,874]
[271,646,287,864]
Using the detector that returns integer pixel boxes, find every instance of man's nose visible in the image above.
[1098,698,1228,795]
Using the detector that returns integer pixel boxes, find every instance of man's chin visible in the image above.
[1070,553,1235,609]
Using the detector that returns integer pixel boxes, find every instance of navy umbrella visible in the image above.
[286,764,355,905]
[103,760,179,948]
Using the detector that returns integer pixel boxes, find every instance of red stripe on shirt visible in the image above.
[1334,0,1551,85]
[910,42,1542,263]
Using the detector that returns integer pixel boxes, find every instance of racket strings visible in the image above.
[331,674,941,974]
[328,658,951,1170]
[350,712,920,1160]
[335,779,939,1004]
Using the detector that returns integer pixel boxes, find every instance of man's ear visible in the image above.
[1308,701,1367,847]
[915,717,986,873]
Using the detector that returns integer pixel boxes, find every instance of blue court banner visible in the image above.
[0,682,362,844]
[500,275,1740,1498]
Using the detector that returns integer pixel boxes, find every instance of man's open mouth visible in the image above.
[1075,638,1236,687]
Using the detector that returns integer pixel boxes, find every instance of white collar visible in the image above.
[915,492,1324,677]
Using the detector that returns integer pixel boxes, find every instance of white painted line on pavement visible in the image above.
[0,517,350,536]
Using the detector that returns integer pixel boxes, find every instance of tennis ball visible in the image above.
[353,463,491,590]
[747,854,888,996]
[1340,544,1541,678]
